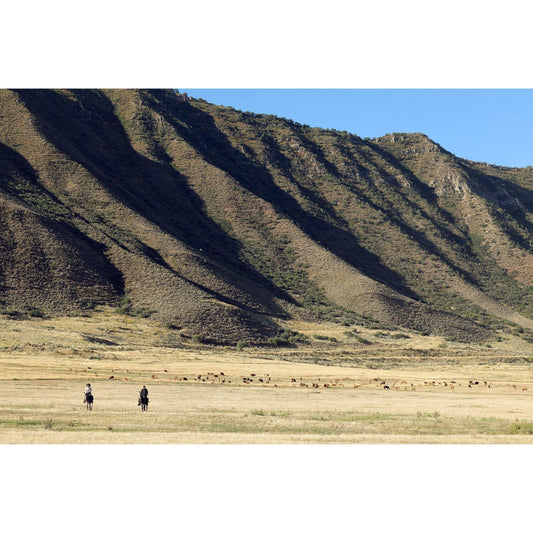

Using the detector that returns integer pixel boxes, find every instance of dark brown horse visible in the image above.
[84,393,94,411]
[138,395,149,412]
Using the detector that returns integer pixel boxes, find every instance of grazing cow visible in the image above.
[108,376,114,380]
[383,385,390,390]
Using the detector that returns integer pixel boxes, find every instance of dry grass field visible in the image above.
[1,308,533,444]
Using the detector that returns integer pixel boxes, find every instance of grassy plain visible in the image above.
[1,308,533,444]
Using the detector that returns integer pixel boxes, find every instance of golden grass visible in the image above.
[1,310,533,444]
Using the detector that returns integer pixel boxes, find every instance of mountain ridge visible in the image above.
[0,89,531,344]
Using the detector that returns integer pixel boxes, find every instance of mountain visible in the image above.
[0,89,531,344]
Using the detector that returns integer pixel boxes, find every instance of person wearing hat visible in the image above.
[84,383,92,403]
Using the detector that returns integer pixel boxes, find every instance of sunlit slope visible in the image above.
[0,89,531,343]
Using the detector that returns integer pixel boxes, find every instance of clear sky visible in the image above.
[181,89,533,168]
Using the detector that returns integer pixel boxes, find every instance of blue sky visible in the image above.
[181,89,533,168]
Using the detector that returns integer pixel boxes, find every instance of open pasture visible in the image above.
[1,310,533,443]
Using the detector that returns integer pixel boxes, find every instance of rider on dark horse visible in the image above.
[138,385,149,407]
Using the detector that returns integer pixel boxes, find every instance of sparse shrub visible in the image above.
[192,334,205,344]
[19,305,45,318]
[312,353,319,364]
[236,340,247,351]
[116,296,154,318]
[268,329,307,346]
[44,418,54,429]
[135,308,154,318]
[3,309,21,319]
[117,296,131,309]
[313,334,337,342]
[509,422,533,435]
[353,335,371,345]
[523,334,533,344]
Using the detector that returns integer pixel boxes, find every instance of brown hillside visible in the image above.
[0,89,532,343]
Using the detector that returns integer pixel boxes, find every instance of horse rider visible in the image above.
[139,385,148,403]
[84,383,92,403]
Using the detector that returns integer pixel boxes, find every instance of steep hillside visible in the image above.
[0,89,531,344]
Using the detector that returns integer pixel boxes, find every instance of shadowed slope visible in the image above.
[0,89,531,342]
